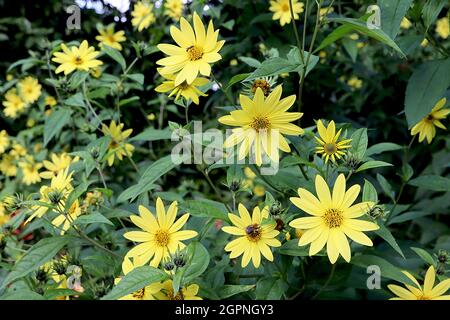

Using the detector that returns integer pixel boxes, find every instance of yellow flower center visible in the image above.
[323,143,337,155]
[109,140,119,149]
[132,288,145,299]
[74,56,83,65]
[323,208,344,228]
[426,114,435,122]
[155,230,170,246]
[417,295,430,300]
[281,3,290,12]
[245,224,262,242]
[250,116,270,131]
[251,79,271,96]
[178,81,190,90]
[186,46,203,61]
[107,35,116,43]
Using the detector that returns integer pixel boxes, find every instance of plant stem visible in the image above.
[312,263,336,299]
[211,72,236,108]
[289,0,305,64]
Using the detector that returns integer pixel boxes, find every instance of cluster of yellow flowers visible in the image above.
[2,76,41,119]
[130,0,185,32]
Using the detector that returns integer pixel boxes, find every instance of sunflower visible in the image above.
[436,17,449,39]
[96,24,126,51]
[123,198,198,267]
[219,85,304,166]
[51,200,82,235]
[26,168,73,223]
[222,204,281,268]
[154,280,202,300]
[164,0,183,21]
[315,120,352,163]
[2,88,26,119]
[131,1,155,31]
[388,266,450,300]
[40,153,78,179]
[52,40,103,75]
[0,130,9,154]
[155,70,209,105]
[114,256,163,300]
[410,98,450,144]
[18,76,42,104]
[101,121,135,166]
[269,0,304,26]
[18,156,43,186]
[289,174,379,264]
[157,12,225,86]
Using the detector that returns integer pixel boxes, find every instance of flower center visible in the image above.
[74,56,83,65]
[323,208,344,228]
[251,80,271,96]
[168,289,184,300]
[132,288,145,299]
[250,116,270,131]
[281,3,290,11]
[417,295,430,300]
[178,81,190,90]
[324,143,337,155]
[186,46,203,61]
[245,224,262,242]
[109,140,119,149]
[426,114,434,122]
[155,230,170,246]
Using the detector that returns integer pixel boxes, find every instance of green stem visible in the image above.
[312,263,336,299]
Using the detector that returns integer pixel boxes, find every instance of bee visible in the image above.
[245,224,262,239]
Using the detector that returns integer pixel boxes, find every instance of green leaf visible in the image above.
[43,108,72,146]
[408,175,450,192]
[355,160,393,173]
[102,45,126,71]
[314,24,354,53]
[0,290,46,300]
[327,17,406,57]
[362,179,378,202]
[182,242,210,284]
[225,73,251,90]
[279,240,321,256]
[410,247,435,265]
[1,236,69,288]
[350,128,368,159]
[219,285,255,299]
[342,38,358,62]
[130,128,172,142]
[404,59,450,128]
[125,73,144,85]
[181,199,229,222]
[375,223,405,258]
[366,142,403,156]
[422,0,447,29]
[376,173,395,201]
[255,277,286,299]
[101,266,168,300]
[74,213,114,226]
[388,211,430,224]
[377,0,414,39]
[238,56,261,68]
[43,288,81,300]
[64,93,85,107]
[352,255,415,285]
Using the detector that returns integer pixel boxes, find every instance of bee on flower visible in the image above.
[157,12,225,86]
[52,40,103,75]
[101,121,135,167]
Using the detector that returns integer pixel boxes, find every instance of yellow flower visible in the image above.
[295,228,304,238]
[123,198,198,267]
[131,1,155,31]
[0,155,17,177]
[19,156,43,186]
[26,168,73,223]
[289,174,379,264]
[45,95,57,107]
[349,33,359,41]
[2,88,26,119]
[6,74,13,81]
[52,200,81,235]
[244,167,256,179]
[18,76,42,104]
[114,256,163,300]
[400,17,412,29]
[147,113,156,121]
[10,143,27,159]
[0,130,9,154]
[222,204,280,268]
[219,85,304,166]
[164,0,183,21]
[319,7,334,20]
[155,71,209,105]
[229,59,238,66]
[269,0,304,26]
[253,185,266,197]
[154,280,202,300]
[26,118,35,128]
[347,76,362,89]
[96,24,126,51]
[90,67,102,78]
[101,120,135,166]
[0,203,10,226]
[157,12,225,86]
[421,38,429,47]
[436,17,449,39]
[315,120,352,163]
[410,98,449,144]
[40,153,78,179]
[52,40,103,75]
[388,266,450,300]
